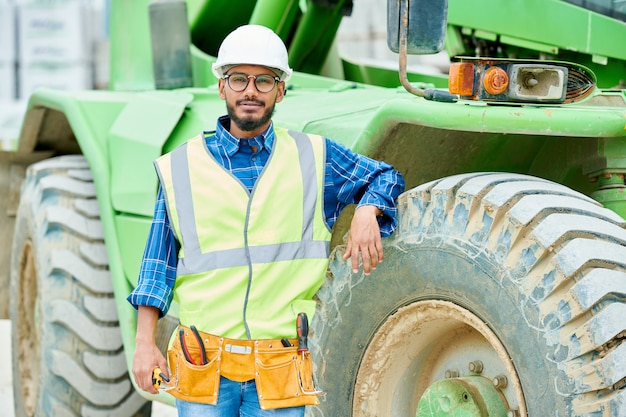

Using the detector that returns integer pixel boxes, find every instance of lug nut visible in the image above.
[445,369,460,379]
[468,360,483,374]
[507,408,520,417]
[493,375,508,389]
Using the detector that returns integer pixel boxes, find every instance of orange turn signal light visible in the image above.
[483,67,509,95]
[449,62,475,96]
[448,58,572,103]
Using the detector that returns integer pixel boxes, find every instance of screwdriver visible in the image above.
[297,312,309,360]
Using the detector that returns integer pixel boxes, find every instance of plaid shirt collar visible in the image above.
[211,115,275,156]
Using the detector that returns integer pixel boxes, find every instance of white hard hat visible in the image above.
[212,25,293,82]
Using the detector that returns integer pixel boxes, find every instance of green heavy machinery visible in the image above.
[1,0,625,415]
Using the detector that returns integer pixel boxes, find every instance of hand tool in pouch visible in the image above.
[296,312,325,396]
[179,328,195,364]
[297,312,309,360]
[190,324,208,365]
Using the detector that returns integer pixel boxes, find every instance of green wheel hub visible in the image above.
[352,300,525,417]
[416,376,508,417]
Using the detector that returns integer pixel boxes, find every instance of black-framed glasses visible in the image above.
[224,73,280,93]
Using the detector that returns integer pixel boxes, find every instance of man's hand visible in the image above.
[132,306,169,394]
[132,340,168,394]
[342,205,383,275]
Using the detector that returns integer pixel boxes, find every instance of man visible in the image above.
[128,24,404,417]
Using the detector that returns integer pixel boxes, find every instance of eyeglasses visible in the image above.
[224,73,280,93]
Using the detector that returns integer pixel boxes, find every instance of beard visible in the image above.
[227,98,275,132]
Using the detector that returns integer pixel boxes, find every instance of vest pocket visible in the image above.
[167,343,221,405]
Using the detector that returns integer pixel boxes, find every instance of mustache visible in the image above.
[236,98,265,106]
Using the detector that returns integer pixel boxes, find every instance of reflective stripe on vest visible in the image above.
[154,128,332,339]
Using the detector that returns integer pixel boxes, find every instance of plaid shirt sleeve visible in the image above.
[324,138,405,236]
[127,187,178,316]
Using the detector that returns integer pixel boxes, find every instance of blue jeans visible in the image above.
[176,377,306,417]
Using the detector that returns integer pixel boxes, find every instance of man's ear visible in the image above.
[275,81,286,103]
[218,79,226,100]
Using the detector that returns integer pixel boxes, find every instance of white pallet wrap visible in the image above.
[0,99,27,150]
[18,60,92,99]
[0,61,17,100]
[18,1,93,64]
[0,1,17,62]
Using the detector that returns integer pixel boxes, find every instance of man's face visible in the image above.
[218,64,285,136]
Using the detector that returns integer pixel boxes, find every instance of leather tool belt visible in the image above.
[167,325,322,409]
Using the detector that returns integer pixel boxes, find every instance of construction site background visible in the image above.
[0,0,448,152]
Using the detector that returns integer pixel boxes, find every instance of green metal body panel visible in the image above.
[342,57,449,88]
[11,0,626,407]
[448,0,626,60]
[109,1,154,91]
[446,0,626,88]
[109,91,194,216]
[249,0,301,40]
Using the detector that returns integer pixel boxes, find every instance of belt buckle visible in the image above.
[225,344,252,355]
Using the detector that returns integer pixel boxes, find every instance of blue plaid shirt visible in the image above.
[128,116,405,315]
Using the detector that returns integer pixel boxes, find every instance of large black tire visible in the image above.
[312,173,626,417]
[9,156,151,417]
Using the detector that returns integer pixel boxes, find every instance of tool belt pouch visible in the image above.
[166,326,322,409]
[166,329,221,405]
[254,344,321,410]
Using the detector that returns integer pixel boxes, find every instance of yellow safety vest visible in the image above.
[154,127,331,340]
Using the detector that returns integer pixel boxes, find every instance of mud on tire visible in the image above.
[9,156,150,417]
[311,172,626,417]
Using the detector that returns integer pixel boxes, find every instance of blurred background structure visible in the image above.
[0,0,448,151]
[1,0,106,150]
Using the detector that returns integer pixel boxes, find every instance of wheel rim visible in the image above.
[353,300,526,417]
[16,240,40,417]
